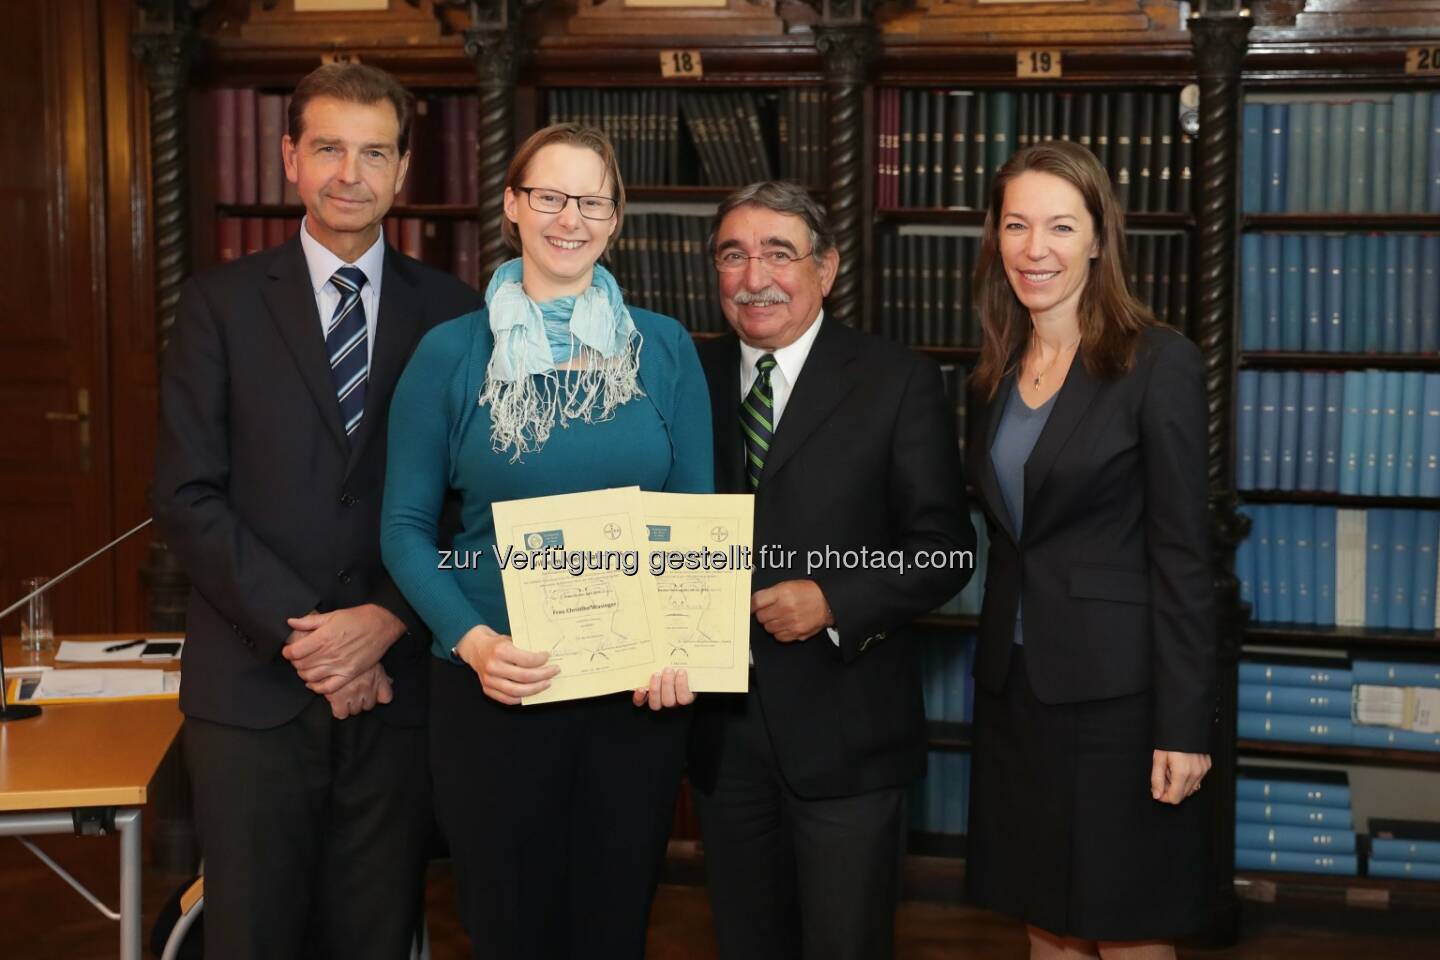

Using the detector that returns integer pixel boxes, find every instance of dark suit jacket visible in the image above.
[152,234,482,730]
[690,319,976,799]
[967,325,1216,753]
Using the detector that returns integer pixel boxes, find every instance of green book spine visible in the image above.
[1409,91,1431,212]
[1325,101,1349,213]
[972,92,989,209]
[1136,92,1154,213]
[1285,101,1309,213]
[1113,91,1135,210]
[1307,102,1329,212]
[948,92,970,209]
[1016,91,1032,150]
[1391,93,1412,212]
[1371,102,1392,213]
[1347,100,1372,213]
[915,89,932,208]
[931,90,947,208]
[988,91,1014,189]
[1153,91,1173,212]
[1094,93,1111,172]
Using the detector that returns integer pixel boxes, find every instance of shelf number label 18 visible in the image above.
[660,50,703,79]
[1017,49,1062,79]
[1406,47,1440,75]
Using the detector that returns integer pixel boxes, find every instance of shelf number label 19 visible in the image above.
[1406,47,1440,76]
[660,50,703,79]
[1017,49,1062,79]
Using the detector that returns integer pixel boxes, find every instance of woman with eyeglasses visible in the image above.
[381,123,713,959]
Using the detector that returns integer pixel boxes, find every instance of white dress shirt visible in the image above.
[299,217,385,366]
[737,311,840,647]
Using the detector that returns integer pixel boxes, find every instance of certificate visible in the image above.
[491,487,753,704]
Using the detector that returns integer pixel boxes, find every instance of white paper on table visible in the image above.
[55,639,183,663]
[28,668,171,700]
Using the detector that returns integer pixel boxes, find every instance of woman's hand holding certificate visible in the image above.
[455,623,561,705]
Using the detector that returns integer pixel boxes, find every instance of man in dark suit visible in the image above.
[151,63,481,960]
[689,182,976,960]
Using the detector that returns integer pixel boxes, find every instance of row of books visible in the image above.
[911,751,971,838]
[1238,657,1440,754]
[1235,506,1439,630]
[1242,94,1440,214]
[604,213,724,334]
[920,632,976,726]
[873,229,1191,347]
[214,217,485,292]
[938,365,973,466]
[1238,233,1440,355]
[209,88,483,208]
[545,88,825,188]
[1235,767,1358,876]
[875,88,1194,213]
[1234,370,1440,497]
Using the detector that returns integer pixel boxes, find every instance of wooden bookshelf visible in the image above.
[1238,491,1440,509]
[1243,214,1440,233]
[1238,353,1440,371]
[1238,740,1440,771]
[1235,869,1440,913]
[1243,622,1440,651]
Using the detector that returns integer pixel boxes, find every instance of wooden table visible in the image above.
[0,633,183,960]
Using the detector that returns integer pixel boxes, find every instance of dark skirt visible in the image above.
[965,645,1214,941]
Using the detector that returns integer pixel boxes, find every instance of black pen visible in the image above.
[103,639,145,653]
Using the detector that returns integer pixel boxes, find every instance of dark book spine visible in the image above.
[236,88,258,205]
[1113,91,1135,210]
[930,90,947,209]
[948,92,970,209]
[901,89,915,208]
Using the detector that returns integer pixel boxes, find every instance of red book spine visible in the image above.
[400,218,424,261]
[442,96,463,205]
[214,88,237,205]
[216,216,242,262]
[242,217,265,256]
[462,95,480,206]
[263,217,286,249]
[236,89,259,205]
[258,94,284,206]
[384,217,399,248]
[281,95,301,207]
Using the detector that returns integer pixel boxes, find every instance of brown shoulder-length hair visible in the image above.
[501,123,626,254]
[971,140,1157,399]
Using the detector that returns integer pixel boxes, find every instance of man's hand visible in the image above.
[325,663,394,720]
[455,624,559,706]
[282,604,405,694]
[752,580,834,643]
[1151,749,1212,805]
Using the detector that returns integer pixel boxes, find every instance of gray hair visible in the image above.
[708,181,836,259]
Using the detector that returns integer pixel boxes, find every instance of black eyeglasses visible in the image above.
[713,249,815,272]
[517,186,617,220]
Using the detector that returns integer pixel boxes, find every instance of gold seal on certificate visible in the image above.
[491,486,754,704]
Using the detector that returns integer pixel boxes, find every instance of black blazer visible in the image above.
[152,235,482,730]
[967,325,1216,752]
[690,320,976,799]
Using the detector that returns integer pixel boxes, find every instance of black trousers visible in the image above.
[693,689,907,960]
[429,658,690,960]
[184,697,431,960]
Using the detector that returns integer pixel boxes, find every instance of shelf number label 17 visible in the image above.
[1017,49,1062,79]
[1407,47,1440,76]
[660,50,703,79]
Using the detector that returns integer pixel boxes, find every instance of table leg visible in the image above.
[115,807,142,960]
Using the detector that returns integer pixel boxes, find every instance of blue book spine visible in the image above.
[1243,102,1264,212]
[941,752,969,835]
[1286,102,1309,212]
[1372,102,1392,212]
[1343,234,1365,352]
[1410,93,1431,210]
[1339,371,1366,495]
[1422,236,1439,353]
[1353,660,1440,687]
[1238,713,1356,750]
[1327,101,1351,213]
[942,637,967,722]
[1413,511,1439,632]
[1368,860,1440,881]
[1263,234,1284,350]
[1316,505,1338,626]
[1237,370,1259,490]
[1382,234,1402,353]
[1264,103,1288,212]
[1237,507,1256,613]
[1387,509,1417,630]
[1239,661,1353,690]
[962,635,975,724]
[1322,373,1344,492]
[1400,234,1420,352]
[1348,100,1372,213]
[1239,684,1350,717]
[1370,837,1440,863]
[1422,375,1440,498]
[1274,504,1294,621]
[1281,235,1305,351]
[1258,372,1282,490]
[1353,725,1440,752]
[1323,235,1344,352]
[925,752,944,832]
[1294,504,1317,623]
[924,637,946,721]
[1242,233,1264,351]
[1429,93,1440,212]
[1308,102,1330,213]
[1400,371,1425,497]
[1279,373,1301,490]
[1236,797,1355,828]
[1302,234,1325,351]
[1390,93,1412,212]
[1379,371,1404,496]
[1235,848,1358,875]
[1254,506,1275,621]
[1298,373,1324,491]
[1365,508,1392,627]
[1363,235,1385,353]
[1361,370,1384,496]
[1236,778,1352,808]
[1235,823,1357,854]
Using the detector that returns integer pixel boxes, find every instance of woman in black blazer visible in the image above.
[964,140,1216,957]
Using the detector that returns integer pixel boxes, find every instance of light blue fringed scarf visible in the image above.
[479,258,644,460]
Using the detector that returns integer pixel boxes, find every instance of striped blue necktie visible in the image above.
[740,354,778,490]
[327,266,368,439]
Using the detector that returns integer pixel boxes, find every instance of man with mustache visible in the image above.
[689,182,976,960]
[151,63,480,959]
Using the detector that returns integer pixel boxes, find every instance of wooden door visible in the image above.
[0,0,114,637]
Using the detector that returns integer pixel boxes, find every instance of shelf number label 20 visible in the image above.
[660,50,703,79]
[1017,49,1062,79]
[1406,47,1440,76]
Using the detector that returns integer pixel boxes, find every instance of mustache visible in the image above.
[731,286,792,306]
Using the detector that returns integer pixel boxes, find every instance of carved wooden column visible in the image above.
[1190,5,1252,945]
[815,7,874,329]
[463,0,529,282]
